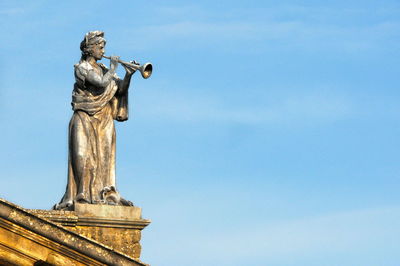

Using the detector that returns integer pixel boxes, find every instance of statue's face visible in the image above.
[91,42,105,60]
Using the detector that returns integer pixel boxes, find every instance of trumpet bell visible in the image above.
[141,63,153,79]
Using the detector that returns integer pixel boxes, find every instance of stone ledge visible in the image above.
[28,204,151,230]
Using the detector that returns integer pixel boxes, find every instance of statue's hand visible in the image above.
[122,62,136,75]
[110,55,120,72]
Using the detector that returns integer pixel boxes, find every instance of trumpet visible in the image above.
[103,55,153,79]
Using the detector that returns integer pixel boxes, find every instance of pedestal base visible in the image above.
[31,203,150,259]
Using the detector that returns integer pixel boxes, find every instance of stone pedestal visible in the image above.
[31,203,150,260]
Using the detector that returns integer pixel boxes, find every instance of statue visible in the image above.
[54,31,152,210]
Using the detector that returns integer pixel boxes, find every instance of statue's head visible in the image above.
[80,30,106,59]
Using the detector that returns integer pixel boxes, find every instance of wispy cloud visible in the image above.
[219,206,400,258]
[146,205,400,265]
[139,90,353,126]
[142,21,397,49]
[119,5,400,52]
[0,0,46,16]
[0,7,25,15]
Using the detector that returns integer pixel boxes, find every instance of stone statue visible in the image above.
[54,31,150,210]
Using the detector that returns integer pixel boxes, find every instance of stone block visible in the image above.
[73,203,142,220]
[31,203,150,260]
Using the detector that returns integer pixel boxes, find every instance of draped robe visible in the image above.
[56,60,128,209]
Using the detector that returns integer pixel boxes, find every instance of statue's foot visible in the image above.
[120,197,134,206]
[53,200,73,210]
[75,193,90,204]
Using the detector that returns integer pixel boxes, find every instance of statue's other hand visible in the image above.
[122,63,136,75]
[110,55,120,72]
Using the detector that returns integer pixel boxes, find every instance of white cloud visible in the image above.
[145,205,400,265]
[0,1,46,16]
[119,5,400,52]
[0,7,25,15]
[219,206,400,258]
[139,90,353,126]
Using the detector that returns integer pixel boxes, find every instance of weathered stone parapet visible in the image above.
[30,203,151,260]
[0,198,150,266]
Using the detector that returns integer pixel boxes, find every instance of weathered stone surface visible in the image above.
[0,198,150,266]
[32,203,150,259]
[74,203,142,220]
[74,226,142,258]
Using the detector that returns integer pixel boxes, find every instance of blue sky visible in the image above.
[1,0,400,265]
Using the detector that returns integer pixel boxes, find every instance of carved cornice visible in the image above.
[0,216,104,265]
[31,209,151,229]
[0,240,37,264]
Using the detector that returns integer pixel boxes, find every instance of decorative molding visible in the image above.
[0,240,38,263]
[0,218,103,265]
[36,213,150,229]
